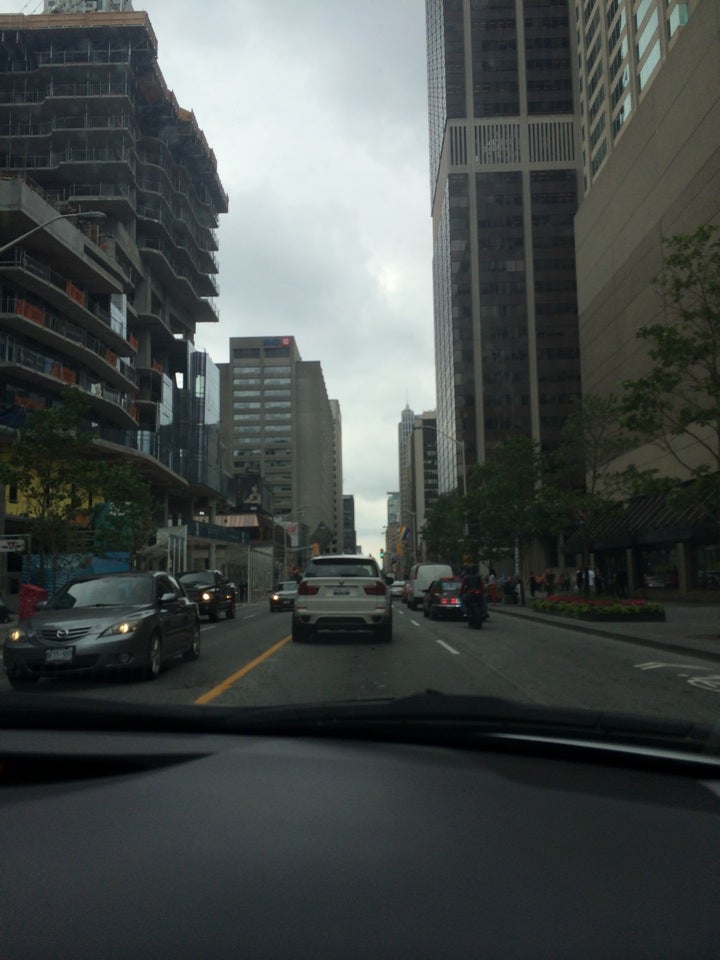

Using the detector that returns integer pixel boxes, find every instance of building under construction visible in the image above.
[0,7,241,592]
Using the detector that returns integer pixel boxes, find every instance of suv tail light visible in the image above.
[298,581,319,596]
[363,581,387,596]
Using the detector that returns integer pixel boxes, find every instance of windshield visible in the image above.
[45,577,153,610]
[0,0,718,758]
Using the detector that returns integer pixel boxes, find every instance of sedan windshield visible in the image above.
[46,577,153,609]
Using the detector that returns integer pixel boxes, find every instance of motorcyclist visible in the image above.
[459,569,486,623]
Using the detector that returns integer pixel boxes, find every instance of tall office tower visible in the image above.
[571,0,719,588]
[398,404,416,531]
[575,0,719,407]
[342,495,357,554]
[408,411,439,559]
[220,336,342,552]
[0,11,229,544]
[426,0,581,493]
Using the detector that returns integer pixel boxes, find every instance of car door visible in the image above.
[155,574,189,655]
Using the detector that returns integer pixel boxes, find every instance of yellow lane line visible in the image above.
[194,635,292,705]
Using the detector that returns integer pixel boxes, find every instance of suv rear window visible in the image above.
[304,558,380,578]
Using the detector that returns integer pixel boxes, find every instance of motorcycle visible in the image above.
[465,590,485,630]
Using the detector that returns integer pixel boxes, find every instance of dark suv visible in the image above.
[178,570,237,622]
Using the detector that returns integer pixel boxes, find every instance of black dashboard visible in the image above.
[2,719,720,959]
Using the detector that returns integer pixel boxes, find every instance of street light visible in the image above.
[0,210,106,256]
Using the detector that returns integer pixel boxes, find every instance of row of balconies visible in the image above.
[2,297,138,387]
[139,236,219,301]
[0,246,127,347]
[0,79,132,104]
[136,201,219,275]
[0,332,138,425]
[136,174,219,252]
[0,112,138,138]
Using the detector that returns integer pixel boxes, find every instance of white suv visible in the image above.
[292,555,392,643]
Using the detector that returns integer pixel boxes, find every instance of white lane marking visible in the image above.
[436,639,460,655]
[410,619,421,627]
[635,661,720,694]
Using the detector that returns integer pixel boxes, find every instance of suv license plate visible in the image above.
[333,589,351,595]
[45,647,74,663]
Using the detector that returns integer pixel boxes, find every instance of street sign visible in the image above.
[0,537,26,553]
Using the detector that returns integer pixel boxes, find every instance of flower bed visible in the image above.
[532,594,666,622]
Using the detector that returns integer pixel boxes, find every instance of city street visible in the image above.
[2,600,718,725]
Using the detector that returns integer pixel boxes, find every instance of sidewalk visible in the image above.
[493,599,720,661]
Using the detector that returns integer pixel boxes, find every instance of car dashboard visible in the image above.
[2,709,719,959]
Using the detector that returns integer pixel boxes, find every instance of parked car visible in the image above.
[178,570,237,621]
[0,594,10,624]
[292,554,392,643]
[422,577,465,620]
[2,571,201,687]
[406,562,454,610]
[389,579,405,600]
[269,581,299,612]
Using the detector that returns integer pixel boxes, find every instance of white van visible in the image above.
[407,561,454,610]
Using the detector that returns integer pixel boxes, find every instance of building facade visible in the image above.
[572,0,720,593]
[426,0,582,493]
[220,335,342,554]
[0,8,235,593]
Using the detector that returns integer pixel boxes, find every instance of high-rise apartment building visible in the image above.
[426,0,581,493]
[219,336,343,553]
[0,8,233,586]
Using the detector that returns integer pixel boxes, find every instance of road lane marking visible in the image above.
[195,635,291,705]
[436,639,460,655]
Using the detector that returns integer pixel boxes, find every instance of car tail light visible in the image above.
[298,582,319,596]
[364,581,387,596]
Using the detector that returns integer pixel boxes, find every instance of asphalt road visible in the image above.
[1,600,719,723]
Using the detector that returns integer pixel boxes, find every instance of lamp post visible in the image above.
[0,210,106,256]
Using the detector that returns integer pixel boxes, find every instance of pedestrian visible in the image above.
[576,569,584,591]
[488,568,498,603]
[528,572,536,599]
[587,567,595,591]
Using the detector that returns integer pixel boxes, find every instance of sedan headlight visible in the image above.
[7,628,27,643]
[99,619,143,638]
[201,591,212,601]
[271,593,280,601]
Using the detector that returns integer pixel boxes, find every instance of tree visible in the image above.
[548,394,644,589]
[464,435,563,602]
[0,389,156,584]
[621,223,720,513]
[421,490,465,567]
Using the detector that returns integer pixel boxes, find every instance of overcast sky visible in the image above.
[3,0,438,558]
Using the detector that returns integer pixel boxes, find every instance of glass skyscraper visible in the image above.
[426,0,582,492]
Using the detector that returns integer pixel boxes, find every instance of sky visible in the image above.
[2,0,438,559]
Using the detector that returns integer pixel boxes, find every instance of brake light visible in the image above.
[363,581,387,596]
[298,582,319,596]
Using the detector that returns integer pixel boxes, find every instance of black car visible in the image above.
[422,577,465,620]
[269,581,299,612]
[3,572,200,687]
[178,570,237,621]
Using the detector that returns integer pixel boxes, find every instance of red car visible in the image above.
[422,577,465,620]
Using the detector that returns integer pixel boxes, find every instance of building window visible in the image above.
[668,2,689,37]
[638,38,661,89]
[637,9,659,61]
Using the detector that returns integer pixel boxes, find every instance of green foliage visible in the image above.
[421,490,464,565]
[621,223,720,511]
[0,388,156,568]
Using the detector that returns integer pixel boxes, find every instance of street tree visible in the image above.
[0,389,156,584]
[421,490,464,567]
[621,222,720,514]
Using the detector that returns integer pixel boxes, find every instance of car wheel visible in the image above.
[144,633,163,679]
[183,622,201,661]
[226,602,235,620]
[8,673,39,688]
[429,607,438,620]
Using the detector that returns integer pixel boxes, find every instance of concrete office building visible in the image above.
[0,8,235,591]
[426,0,582,493]
[572,0,720,591]
[220,336,343,554]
